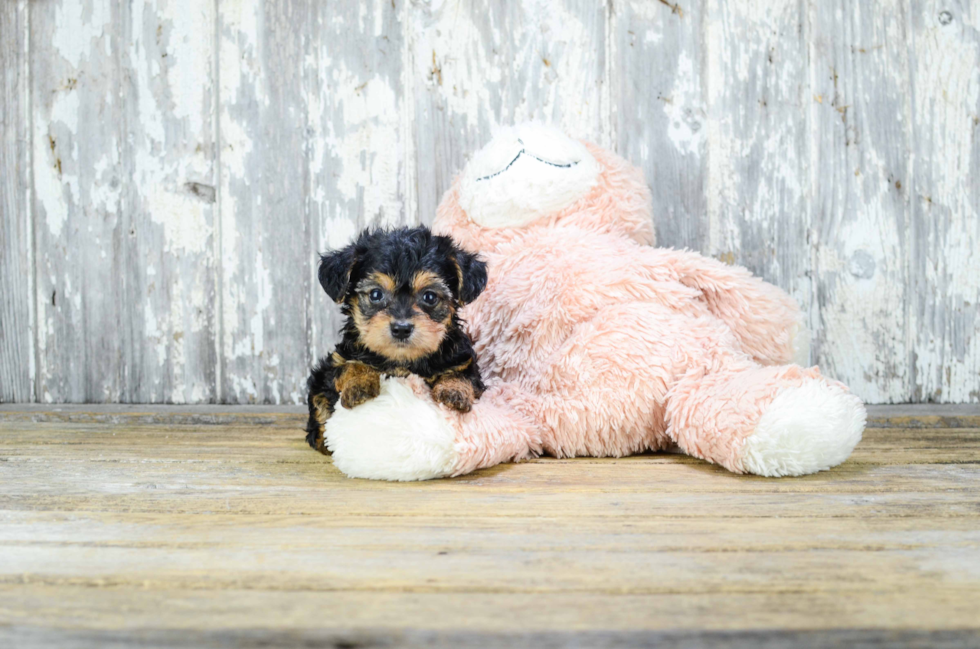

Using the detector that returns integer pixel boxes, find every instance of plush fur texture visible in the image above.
[325,377,458,481]
[305,227,486,453]
[741,378,866,477]
[323,124,866,481]
[458,124,601,228]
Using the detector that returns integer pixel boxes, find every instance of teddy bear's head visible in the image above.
[432,123,654,251]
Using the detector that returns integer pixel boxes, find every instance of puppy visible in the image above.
[305,226,488,453]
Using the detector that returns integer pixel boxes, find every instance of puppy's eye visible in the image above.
[421,290,438,306]
[368,289,384,302]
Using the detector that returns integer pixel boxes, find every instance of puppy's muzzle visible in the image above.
[389,321,414,341]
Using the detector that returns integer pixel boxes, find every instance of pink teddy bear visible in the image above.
[325,124,865,481]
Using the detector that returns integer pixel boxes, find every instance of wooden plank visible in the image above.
[0,0,33,403]
[217,0,407,402]
[3,435,980,493]
[217,0,311,404]
[4,628,980,649]
[5,541,979,595]
[409,0,608,224]
[705,0,809,315]
[306,0,410,363]
[6,511,980,553]
[1,415,979,641]
[865,403,980,427]
[30,0,218,403]
[2,419,979,518]
[3,420,978,465]
[909,0,980,403]
[612,0,706,249]
[809,0,913,402]
[1,588,978,638]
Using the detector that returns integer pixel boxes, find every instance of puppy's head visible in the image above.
[318,227,487,363]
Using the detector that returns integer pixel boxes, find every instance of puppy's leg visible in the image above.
[306,356,341,453]
[336,362,382,410]
[430,364,484,413]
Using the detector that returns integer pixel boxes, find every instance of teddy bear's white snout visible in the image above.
[458,123,600,229]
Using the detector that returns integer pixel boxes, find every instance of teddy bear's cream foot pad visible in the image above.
[741,378,867,477]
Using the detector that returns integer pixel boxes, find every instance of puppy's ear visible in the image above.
[318,244,357,303]
[455,249,488,304]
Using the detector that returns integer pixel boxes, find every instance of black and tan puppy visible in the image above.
[305,227,487,453]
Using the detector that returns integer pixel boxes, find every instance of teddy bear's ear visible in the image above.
[318,244,357,303]
[455,249,488,305]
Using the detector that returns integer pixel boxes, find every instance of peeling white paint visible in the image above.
[666,52,705,156]
[51,0,110,69]
[909,0,980,401]
[11,0,979,405]
[145,187,211,254]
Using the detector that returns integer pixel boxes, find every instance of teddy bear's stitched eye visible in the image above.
[369,289,383,302]
[421,290,438,306]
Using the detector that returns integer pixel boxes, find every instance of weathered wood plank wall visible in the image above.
[0,0,33,403]
[0,0,977,404]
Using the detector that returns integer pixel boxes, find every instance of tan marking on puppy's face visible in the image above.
[411,270,445,295]
[411,270,454,326]
[358,308,446,362]
[368,271,396,293]
[348,270,452,362]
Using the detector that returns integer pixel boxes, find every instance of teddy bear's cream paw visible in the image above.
[741,378,866,477]
[325,377,458,481]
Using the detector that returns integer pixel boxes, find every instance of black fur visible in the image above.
[457,248,488,304]
[317,244,357,303]
[305,226,487,453]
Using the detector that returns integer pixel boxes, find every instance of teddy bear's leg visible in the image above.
[450,382,544,476]
[665,362,866,477]
[643,248,810,366]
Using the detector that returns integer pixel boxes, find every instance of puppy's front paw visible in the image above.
[336,363,381,410]
[432,377,475,413]
[341,380,380,409]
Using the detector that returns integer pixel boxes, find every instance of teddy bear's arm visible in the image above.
[653,249,808,366]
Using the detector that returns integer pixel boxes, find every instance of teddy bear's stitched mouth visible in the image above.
[474,139,580,181]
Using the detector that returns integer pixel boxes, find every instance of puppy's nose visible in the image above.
[389,321,414,341]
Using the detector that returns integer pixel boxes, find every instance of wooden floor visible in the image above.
[1,405,979,648]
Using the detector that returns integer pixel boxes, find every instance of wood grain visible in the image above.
[909,0,980,403]
[613,0,707,250]
[705,0,810,318]
[30,0,218,404]
[3,0,980,404]
[0,0,33,402]
[0,406,978,645]
[809,0,913,402]
[216,0,313,404]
